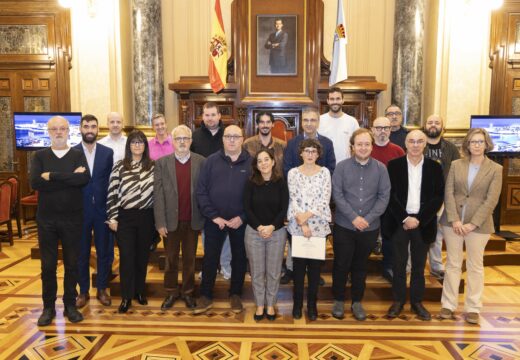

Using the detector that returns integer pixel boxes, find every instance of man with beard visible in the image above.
[386,104,408,151]
[422,114,460,280]
[319,87,359,164]
[75,114,114,308]
[370,116,405,282]
[243,111,285,175]
[31,116,90,326]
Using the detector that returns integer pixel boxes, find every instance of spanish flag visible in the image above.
[209,0,227,93]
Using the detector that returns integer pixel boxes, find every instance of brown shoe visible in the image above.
[464,312,479,324]
[192,296,213,315]
[76,293,90,308]
[96,289,111,306]
[439,308,453,319]
[229,294,243,314]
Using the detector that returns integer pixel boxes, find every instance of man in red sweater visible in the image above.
[370,116,405,282]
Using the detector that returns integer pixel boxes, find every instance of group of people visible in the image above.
[31,87,502,328]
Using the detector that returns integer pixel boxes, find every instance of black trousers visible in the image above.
[37,217,82,308]
[116,208,154,300]
[391,226,430,304]
[332,224,378,302]
[293,257,322,306]
[199,220,247,299]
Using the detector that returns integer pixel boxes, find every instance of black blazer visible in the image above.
[382,156,444,243]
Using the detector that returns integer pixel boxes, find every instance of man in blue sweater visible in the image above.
[194,125,252,314]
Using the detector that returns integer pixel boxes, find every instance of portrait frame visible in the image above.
[256,15,297,76]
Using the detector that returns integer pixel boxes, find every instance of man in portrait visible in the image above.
[264,18,288,73]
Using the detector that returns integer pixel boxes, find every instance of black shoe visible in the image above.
[254,309,265,321]
[292,303,302,319]
[382,269,393,283]
[411,302,432,321]
[149,241,158,252]
[63,305,84,323]
[280,270,293,284]
[37,308,56,326]
[134,294,148,305]
[307,304,318,321]
[386,302,404,318]
[319,277,325,286]
[160,295,178,311]
[182,295,196,309]
[118,299,131,313]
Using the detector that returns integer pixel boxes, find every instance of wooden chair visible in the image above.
[6,176,22,238]
[20,191,38,233]
[0,180,13,246]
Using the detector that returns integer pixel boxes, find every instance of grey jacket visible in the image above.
[153,152,206,231]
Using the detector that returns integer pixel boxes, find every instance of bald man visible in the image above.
[194,125,252,315]
[98,112,127,162]
[31,116,90,326]
[383,130,444,321]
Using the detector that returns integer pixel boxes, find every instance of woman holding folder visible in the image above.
[287,138,331,321]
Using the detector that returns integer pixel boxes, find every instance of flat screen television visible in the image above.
[470,115,520,156]
[13,112,82,150]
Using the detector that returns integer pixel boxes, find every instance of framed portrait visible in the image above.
[256,15,297,76]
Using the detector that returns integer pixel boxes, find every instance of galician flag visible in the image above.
[209,0,227,93]
[329,0,348,86]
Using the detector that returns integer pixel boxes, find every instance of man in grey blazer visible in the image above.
[154,125,205,310]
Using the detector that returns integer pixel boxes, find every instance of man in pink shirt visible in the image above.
[148,113,174,160]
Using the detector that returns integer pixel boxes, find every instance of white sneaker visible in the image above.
[221,268,231,280]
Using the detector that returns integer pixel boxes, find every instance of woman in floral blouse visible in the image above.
[287,138,332,321]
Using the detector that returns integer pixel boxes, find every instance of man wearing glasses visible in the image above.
[370,116,405,282]
[31,116,90,326]
[385,104,408,151]
[383,130,444,321]
[154,125,205,311]
[194,125,252,314]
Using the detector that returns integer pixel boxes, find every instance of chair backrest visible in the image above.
[6,176,19,212]
[0,181,12,222]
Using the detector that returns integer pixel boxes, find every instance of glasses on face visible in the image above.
[373,126,391,132]
[470,140,485,146]
[48,127,69,132]
[407,139,425,145]
[303,149,318,155]
[174,137,191,143]
[130,140,144,146]
[223,135,243,141]
[385,111,402,117]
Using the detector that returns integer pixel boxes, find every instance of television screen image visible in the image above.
[14,112,82,150]
[470,115,520,155]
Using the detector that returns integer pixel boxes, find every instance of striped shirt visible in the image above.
[106,160,154,222]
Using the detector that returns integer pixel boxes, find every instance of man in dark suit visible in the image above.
[264,18,288,73]
[75,114,114,308]
[383,130,444,321]
[154,125,205,310]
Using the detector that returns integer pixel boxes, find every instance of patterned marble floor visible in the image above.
[0,230,519,359]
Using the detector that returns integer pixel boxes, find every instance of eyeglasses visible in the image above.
[385,112,402,117]
[407,139,425,145]
[373,126,391,132]
[470,140,485,146]
[174,137,191,142]
[48,127,69,132]
[303,149,318,155]
[130,140,144,146]
[223,135,243,141]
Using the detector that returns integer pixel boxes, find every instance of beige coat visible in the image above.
[440,157,502,234]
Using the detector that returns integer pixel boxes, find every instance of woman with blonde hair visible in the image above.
[439,128,502,324]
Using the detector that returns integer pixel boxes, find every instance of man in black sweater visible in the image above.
[31,116,90,326]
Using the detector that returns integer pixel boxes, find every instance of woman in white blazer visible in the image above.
[439,128,502,324]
